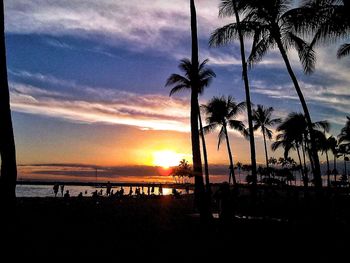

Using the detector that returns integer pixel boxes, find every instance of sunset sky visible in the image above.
[5,0,350,182]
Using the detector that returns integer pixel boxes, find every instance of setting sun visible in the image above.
[152,150,186,168]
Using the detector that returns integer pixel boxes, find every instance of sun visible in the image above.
[152,150,184,168]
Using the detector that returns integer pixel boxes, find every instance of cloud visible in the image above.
[5,0,230,51]
[9,77,192,132]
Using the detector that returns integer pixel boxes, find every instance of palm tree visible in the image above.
[310,120,331,186]
[166,1,216,210]
[338,116,350,180]
[252,105,281,170]
[338,144,350,178]
[236,161,243,183]
[339,116,350,144]
[328,136,339,183]
[274,113,309,184]
[211,0,323,187]
[291,0,350,59]
[272,131,306,186]
[166,58,215,199]
[0,0,17,204]
[202,96,247,184]
[209,0,258,186]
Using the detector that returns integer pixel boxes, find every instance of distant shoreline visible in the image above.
[16,180,195,189]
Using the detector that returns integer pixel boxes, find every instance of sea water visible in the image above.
[16,184,184,197]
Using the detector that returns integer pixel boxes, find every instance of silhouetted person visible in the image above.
[159,185,163,195]
[77,192,83,199]
[151,185,155,195]
[120,187,124,196]
[172,188,181,198]
[185,185,190,195]
[53,183,59,197]
[128,186,133,196]
[64,190,70,199]
[147,185,151,196]
[214,182,232,223]
[60,184,65,197]
[106,181,112,196]
[99,189,103,196]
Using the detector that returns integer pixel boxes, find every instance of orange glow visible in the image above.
[152,150,186,168]
[157,166,173,176]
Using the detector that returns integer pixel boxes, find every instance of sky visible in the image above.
[5,0,350,182]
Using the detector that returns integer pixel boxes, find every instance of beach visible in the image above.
[3,188,350,261]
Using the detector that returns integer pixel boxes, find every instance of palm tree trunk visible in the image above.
[301,141,308,186]
[325,150,330,187]
[296,145,305,187]
[233,4,257,186]
[334,154,337,183]
[344,155,347,176]
[274,34,322,188]
[190,0,207,218]
[262,129,269,170]
[198,108,210,192]
[223,124,236,184]
[0,0,17,205]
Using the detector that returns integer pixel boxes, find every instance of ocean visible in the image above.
[16,184,181,197]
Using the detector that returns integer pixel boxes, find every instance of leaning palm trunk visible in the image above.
[0,0,17,204]
[198,109,210,192]
[233,5,257,185]
[296,145,305,186]
[262,129,269,170]
[274,35,322,188]
[223,124,236,184]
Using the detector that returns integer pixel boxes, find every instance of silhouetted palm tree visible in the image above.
[273,113,310,186]
[166,1,216,211]
[209,0,258,186]
[339,116,350,144]
[272,132,306,185]
[252,105,281,170]
[338,144,350,177]
[315,121,331,186]
[291,0,350,59]
[202,96,247,184]
[328,136,339,182]
[166,57,215,199]
[217,0,323,187]
[0,0,17,204]
[236,161,243,183]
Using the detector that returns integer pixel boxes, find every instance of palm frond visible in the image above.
[165,74,190,87]
[286,32,316,74]
[202,123,219,135]
[228,120,248,138]
[265,127,274,140]
[209,23,240,47]
[337,43,350,59]
[209,21,258,47]
[169,84,190,96]
[248,35,274,68]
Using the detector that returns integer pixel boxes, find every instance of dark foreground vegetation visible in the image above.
[3,187,350,261]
